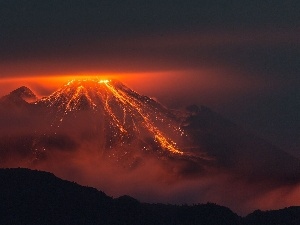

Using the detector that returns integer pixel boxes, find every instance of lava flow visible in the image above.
[37,79,189,156]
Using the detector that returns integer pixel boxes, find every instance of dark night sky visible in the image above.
[0,0,299,157]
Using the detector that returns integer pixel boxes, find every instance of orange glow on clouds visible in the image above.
[0,68,272,111]
[0,74,120,97]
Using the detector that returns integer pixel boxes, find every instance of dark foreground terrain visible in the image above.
[0,168,299,225]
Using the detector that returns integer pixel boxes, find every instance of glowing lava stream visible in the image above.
[104,93,127,134]
[103,81,184,155]
[99,81,183,155]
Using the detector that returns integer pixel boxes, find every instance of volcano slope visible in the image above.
[0,79,299,214]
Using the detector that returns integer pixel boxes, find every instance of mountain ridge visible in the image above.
[0,168,299,225]
[0,86,37,107]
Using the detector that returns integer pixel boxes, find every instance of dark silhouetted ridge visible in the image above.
[244,207,300,225]
[0,168,112,225]
[0,168,299,225]
[0,168,241,225]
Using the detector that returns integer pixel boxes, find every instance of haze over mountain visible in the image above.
[0,79,299,214]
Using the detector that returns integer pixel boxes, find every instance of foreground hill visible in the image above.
[0,168,299,225]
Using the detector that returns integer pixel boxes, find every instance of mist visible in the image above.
[1,111,299,216]
[13,141,300,216]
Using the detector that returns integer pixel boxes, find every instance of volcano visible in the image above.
[30,79,213,168]
[0,79,299,208]
[0,79,213,171]
[36,79,191,156]
[0,79,299,175]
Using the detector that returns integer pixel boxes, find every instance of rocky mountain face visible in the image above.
[0,80,212,169]
[0,86,37,105]
[0,79,299,214]
[35,79,196,157]
[0,79,299,178]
